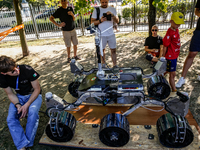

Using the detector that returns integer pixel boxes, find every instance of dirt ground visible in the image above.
[0,33,200,150]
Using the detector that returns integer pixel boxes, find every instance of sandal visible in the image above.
[67,57,71,63]
[74,56,81,60]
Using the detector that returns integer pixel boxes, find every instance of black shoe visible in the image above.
[113,65,119,69]
[74,56,81,60]
[67,57,71,63]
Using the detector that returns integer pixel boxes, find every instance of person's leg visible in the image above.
[101,36,108,65]
[67,47,71,58]
[181,51,198,78]
[25,94,42,147]
[107,34,117,67]
[169,71,176,91]
[166,59,177,91]
[73,45,77,57]
[151,56,158,62]
[110,48,117,66]
[7,96,30,150]
[62,31,71,59]
[71,30,79,59]
[101,49,106,64]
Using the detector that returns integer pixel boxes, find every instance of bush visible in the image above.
[122,7,132,22]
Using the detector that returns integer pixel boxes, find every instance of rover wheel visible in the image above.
[68,82,80,98]
[147,75,171,100]
[99,113,130,147]
[45,111,76,142]
[157,113,193,148]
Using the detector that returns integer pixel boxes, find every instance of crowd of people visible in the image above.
[0,0,200,149]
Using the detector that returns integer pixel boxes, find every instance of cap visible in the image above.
[171,12,185,24]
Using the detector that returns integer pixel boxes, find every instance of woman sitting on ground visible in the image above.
[144,25,163,63]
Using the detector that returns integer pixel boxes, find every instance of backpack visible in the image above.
[90,7,100,27]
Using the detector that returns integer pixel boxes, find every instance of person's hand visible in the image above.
[58,22,66,27]
[68,11,73,16]
[18,103,29,119]
[107,11,114,17]
[16,104,21,111]
[101,16,107,22]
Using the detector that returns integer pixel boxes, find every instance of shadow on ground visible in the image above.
[0,35,199,150]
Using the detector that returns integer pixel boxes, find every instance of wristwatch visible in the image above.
[14,102,21,107]
[99,19,101,23]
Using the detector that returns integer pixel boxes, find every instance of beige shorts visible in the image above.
[62,29,78,47]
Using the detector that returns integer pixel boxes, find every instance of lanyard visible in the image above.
[15,76,19,90]
[15,66,20,90]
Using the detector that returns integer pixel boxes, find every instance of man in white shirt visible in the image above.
[91,0,119,68]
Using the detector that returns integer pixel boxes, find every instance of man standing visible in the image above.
[176,0,200,88]
[50,0,80,63]
[91,0,119,68]
[0,56,42,150]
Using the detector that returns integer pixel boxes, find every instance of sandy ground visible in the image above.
[0,35,199,149]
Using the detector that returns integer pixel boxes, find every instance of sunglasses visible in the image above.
[61,0,66,2]
[152,29,158,32]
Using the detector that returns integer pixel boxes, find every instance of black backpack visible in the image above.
[90,7,100,27]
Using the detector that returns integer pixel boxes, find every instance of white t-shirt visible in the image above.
[91,6,117,36]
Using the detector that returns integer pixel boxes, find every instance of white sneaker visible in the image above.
[176,77,185,88]
[197,75,200,81]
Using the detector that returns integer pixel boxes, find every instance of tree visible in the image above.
[148,0,156,36]
[0,0,13,10]
[73,0,95,35]
[13,0,29,57]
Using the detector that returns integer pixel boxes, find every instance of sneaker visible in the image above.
[197,75,200,81]
[113,65,119,69]
[175,77,185,88]
[102,64,106,68]
[67,57,71,63]
[74,56,81,60]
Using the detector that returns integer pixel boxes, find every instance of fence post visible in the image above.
[134,3,136,32]
[80,15,85,36]
[190,0,196,29]
[29,4,39,39]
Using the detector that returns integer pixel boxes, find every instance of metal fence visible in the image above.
[0,0,197,42]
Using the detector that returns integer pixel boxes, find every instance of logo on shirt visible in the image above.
[91,77,96,81]
[157,40,160,43]
[167,36,170,39]
[173,35,176,38]
[33,73,37,77]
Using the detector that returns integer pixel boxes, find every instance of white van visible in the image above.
[0,11,26,27]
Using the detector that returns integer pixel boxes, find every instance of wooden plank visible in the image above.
[39,123,200,150]
[67,105,199,129]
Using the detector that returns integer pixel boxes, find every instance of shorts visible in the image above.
[166,59,177,72]
[146,52,158,61]
[189,30,200,52]
[101,34,116,49]
[62,29,78,47]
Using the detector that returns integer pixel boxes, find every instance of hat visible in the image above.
[171,12,185,24]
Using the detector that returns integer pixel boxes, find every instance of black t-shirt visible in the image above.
[196,0,200,30]
[144,35,163,49]
[0,65,40,95]
[52,7,75,31]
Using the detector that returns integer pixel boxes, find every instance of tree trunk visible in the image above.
[148,0,156,36]
[13,0,29,57]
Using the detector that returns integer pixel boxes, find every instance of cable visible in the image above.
[141,105,164,112]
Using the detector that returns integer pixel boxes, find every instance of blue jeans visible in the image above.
[7,94,42,150]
